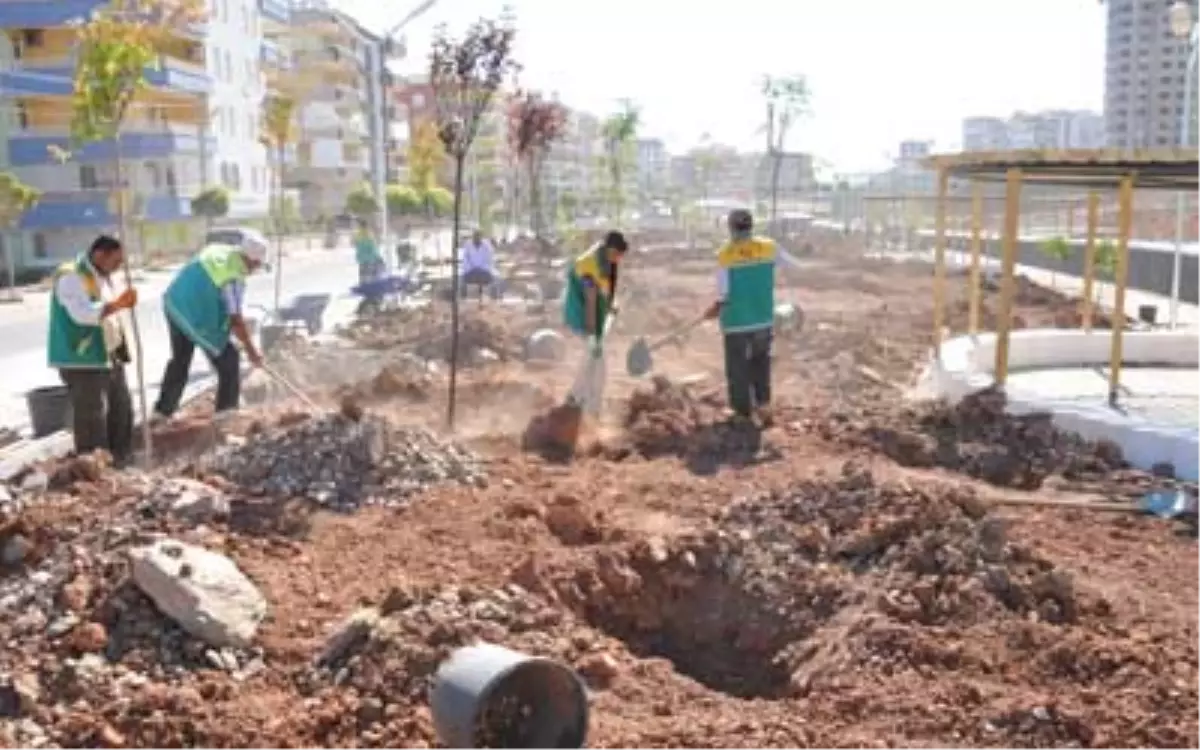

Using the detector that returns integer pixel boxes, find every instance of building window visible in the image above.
[80,166,99,189]
[21,29,43,47]
[15,103,28,130]
[32,233,47,260]
[146,164,161,190]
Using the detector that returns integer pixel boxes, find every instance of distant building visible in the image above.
[961,110,1106,152]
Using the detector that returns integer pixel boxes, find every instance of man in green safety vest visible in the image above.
[702,209,803,426]
[561,230,628,413]
[47,235,139,465]
[153,231,268,419]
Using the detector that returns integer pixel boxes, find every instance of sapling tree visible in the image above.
[429,11,519,426]
[1039,235,1072,289]
[0,172,40,296]
[70,0,206,463]
[507,89,568,261]
[407,119,448,221]
[601,100,639,227]
[508,90,569,236]
[260,89,298,312]
[761,74,811,222]
[1094,239,1118,304]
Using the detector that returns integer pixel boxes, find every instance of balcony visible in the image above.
[2,58,210,97]
[19,190,190,230]
[8,130,213,166]
[261,39,288,70]
[259,0,291,27]
[0,0,103,27]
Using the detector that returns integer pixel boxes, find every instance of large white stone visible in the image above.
[524,328,567,362]
[129,539,267,649]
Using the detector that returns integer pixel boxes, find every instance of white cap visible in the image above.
[240,228,269,263]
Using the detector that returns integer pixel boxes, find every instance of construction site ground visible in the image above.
[0,241,1195,748]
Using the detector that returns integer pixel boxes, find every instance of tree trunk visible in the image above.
[273,146,284,314]
[446,155,466,428]
[114,142,153,465]
[769,152,782,224]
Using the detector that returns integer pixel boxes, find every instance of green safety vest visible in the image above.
[717,235,776,333]
[562,243,617,337]
[163,244,249,356]
[47,254,110,370]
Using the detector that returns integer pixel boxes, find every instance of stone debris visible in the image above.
[523,328,567,363]
[154,478,231,522]
[129,538,267,649]
[199,413,485,510]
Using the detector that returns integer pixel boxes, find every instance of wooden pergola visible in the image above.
[920,148,1199,406]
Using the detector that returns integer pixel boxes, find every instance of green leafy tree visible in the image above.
[601,100,639,227]
[429,11,519,426]
[762,73,811,222]
[1039,235,1072,288]
[0,172,40,294]
[1093,239,1118,304]
[345,182,379,220]
[190,185,230,230]
[69,0,206,463]
[407,120,447,220]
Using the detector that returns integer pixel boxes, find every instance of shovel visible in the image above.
[626,315,708,377]
[260,363,322,411]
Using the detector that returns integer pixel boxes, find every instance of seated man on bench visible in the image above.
[459,229,497,301]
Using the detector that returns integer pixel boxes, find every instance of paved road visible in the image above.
[0,232,452,433]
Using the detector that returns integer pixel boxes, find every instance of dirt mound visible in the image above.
[199,412,485,510]
[341,306,530,365]
[813,386,1134,490]
[617,376,726,455]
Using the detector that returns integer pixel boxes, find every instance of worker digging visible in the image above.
[524,229,629,454]
[153,229,270,423]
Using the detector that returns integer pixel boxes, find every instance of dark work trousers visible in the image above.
[722,328,773,418]
[154,317,241,417]
[59,364,135,466]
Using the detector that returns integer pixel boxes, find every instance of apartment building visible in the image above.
[753,151,815,204]
[634,137,668,204]
[962,110,1106,151]
[281,0,380,219]
[1104,0,1199,148]
[0,0,214,267]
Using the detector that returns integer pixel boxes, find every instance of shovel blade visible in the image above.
[626,338,653,377]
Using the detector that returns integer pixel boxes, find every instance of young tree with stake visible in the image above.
[0,172,40,297]
[601,101,639,227]
[428,12,519,427]
[761,74,811,223]
[69,0,206,463]
[260,89,298,313]
[507,90,569,255]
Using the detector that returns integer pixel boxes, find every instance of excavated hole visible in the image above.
[570,548,803,700]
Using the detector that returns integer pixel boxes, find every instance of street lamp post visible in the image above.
[1170,0,1197,328]
[366,0,438,271]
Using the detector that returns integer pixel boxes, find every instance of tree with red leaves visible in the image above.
[429,11,519,426]
[507,90,569,241]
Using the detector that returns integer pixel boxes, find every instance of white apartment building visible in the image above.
[962,116,1010,151]
[207,0,272,219]
[635,137,669,203]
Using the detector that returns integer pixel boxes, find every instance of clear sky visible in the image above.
[337,0,1108,173]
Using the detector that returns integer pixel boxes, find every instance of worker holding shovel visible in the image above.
[702,209,804,427]
[153,232,268,421]
[46,234,139,466]
[561,230,629,416]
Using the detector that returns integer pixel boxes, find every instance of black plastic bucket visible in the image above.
[430,643,588,748]
[26,385,71,438]
[1138,304,1158,325]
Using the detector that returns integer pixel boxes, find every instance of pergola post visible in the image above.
[1108,175,1135,406]
[968,181,984,335]
[1081,192,1100,331]
[994,168,1023,387]
[933,168,949,352]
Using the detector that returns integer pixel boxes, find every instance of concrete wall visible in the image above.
[915,329,1199,481]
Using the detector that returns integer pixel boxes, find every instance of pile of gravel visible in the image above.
[200,413,485,510]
